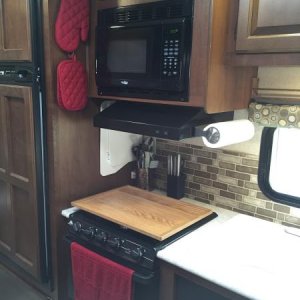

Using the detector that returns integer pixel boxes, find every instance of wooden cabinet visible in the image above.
[0,85,40,279]
[0,0,32,61]
[227,0,300,66]
[88,0,256,113]
[236,0,300,53]
[160,261,248,300]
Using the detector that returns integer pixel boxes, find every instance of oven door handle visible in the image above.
[133,270,156,285]
[64,235,158,285]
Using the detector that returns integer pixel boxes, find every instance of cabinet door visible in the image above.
[0,0,32,61]
[160,262,249,300]
[236,0,300,53]
[0,85,40,279]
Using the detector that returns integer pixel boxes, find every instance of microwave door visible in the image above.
[96,25,162,90]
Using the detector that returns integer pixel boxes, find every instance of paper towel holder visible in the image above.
[193,119,255,148]
[194,126,220,144]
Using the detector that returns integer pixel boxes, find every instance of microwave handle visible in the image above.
[95,58,98,75]
[96,57,103,77]
[96,56,106,75]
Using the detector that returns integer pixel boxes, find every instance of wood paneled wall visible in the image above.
[42,1,132,299]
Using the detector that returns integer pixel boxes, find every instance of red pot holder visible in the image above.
[55,0,90,52]
[57,55,88,111]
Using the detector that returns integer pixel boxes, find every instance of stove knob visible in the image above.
[107,237,121,249]
[81,227,95,239]
[72,221,82,232]
[17,70,28,79]
[130,248,144,260]
[95,230,107,243]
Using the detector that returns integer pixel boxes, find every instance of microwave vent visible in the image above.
[115,10,137,23]
[109,0,192,25]
[113,8,151,23]
[167,5,183,18]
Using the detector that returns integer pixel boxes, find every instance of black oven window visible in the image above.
[107,39,147,74]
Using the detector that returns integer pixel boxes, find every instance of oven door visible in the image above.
[96,23,162,90]
[64,235,159,300]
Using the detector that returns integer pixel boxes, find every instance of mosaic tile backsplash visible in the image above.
[249,102,300,128]
[153,138,300,229]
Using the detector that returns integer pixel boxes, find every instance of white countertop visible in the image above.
[157,198,300,300]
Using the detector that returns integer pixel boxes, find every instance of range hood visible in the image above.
[93,102,233,140]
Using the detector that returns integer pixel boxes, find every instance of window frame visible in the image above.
[258,127,300,208]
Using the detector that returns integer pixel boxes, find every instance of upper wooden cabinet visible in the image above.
[0,0,32,61]
[236,0,300,53]
[88,0,256,113]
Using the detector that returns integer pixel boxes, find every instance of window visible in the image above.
[258,127,300,208]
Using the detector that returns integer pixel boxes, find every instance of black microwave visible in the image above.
[95,0,194,101]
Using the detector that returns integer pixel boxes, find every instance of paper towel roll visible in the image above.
[202,120,255,148]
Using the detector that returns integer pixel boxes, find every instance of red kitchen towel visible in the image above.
[55,0,90,52]
[71,242,134,300]
[57,55,88,111]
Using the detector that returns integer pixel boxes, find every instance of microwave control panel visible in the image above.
[162,26,182,78]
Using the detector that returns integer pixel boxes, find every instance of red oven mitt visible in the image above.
[57,55,88,111]
[55,0,90,52]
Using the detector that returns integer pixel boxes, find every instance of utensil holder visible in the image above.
[137,168,154,191]
[167,174,185,199]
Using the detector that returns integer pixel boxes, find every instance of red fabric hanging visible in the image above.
[71,242,134,300]
[57,55,88,111]
[55,0,90,52]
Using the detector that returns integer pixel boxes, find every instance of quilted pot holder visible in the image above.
[57,55,88,111]
[55,0,90,52]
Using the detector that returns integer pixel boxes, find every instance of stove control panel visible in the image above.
[107,237,122,249]
[67,216,155,270]
[95,229,107,243]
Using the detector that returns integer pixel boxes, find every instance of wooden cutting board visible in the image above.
[71,185,213,241]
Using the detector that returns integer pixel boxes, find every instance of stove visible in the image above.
[66,210,217,276]
[65,209,217,300]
